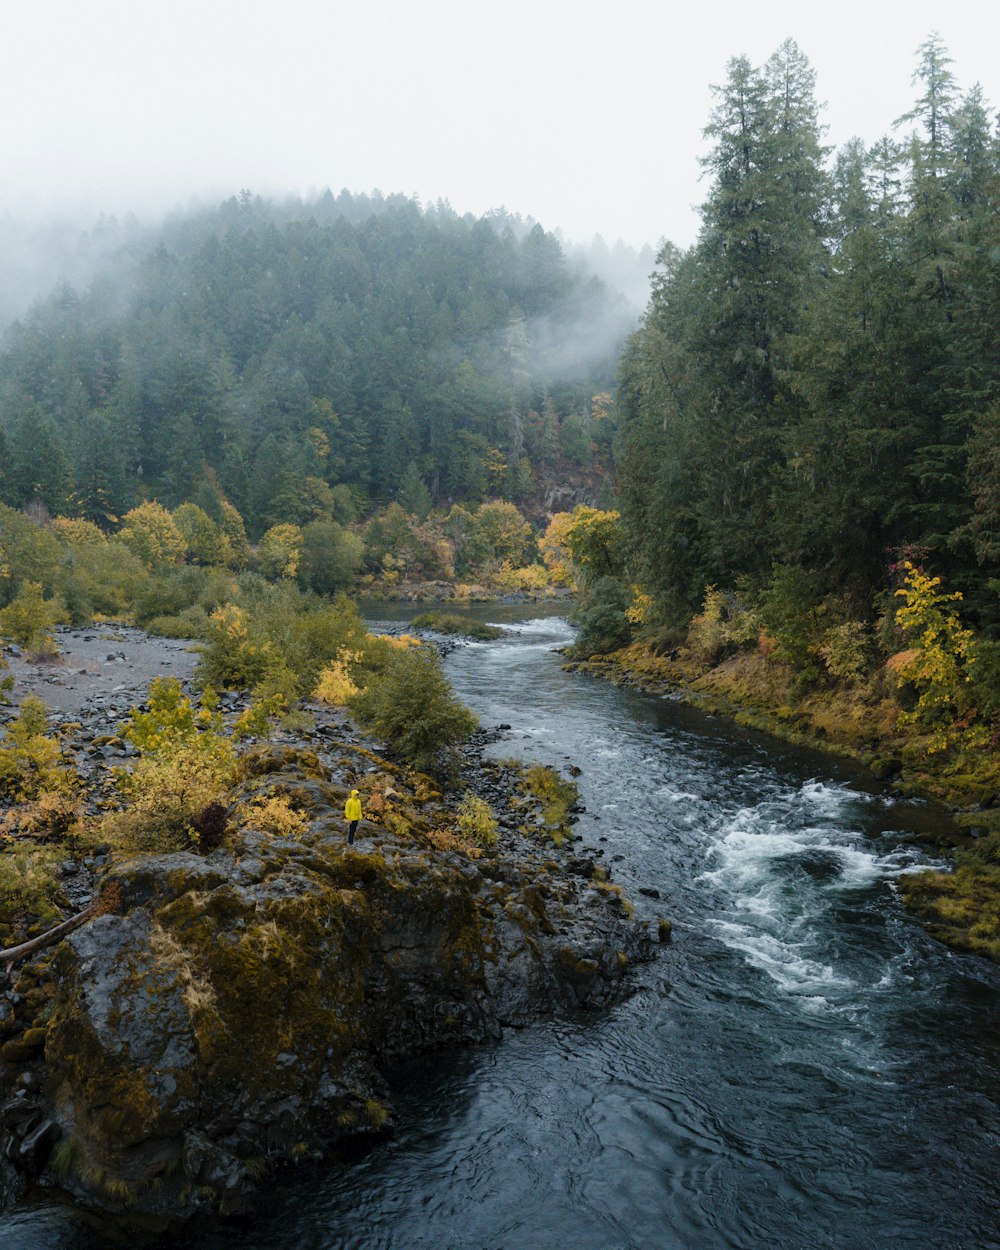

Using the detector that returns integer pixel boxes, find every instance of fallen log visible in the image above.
[0,902,97,977]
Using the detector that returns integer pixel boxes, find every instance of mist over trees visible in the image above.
[0,191,635,534]
[617,35,1000,630]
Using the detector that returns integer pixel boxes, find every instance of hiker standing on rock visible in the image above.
[344,789,362,845]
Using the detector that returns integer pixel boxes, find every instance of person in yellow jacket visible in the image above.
[344,789,362,845]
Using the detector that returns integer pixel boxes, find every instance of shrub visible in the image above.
[54,539,145,621]
[0,504,62,606]
[197,605,277,690]
[524,765,578,844]
[238,794,310,840]
[121,678,228,754]
[455,792,499,847]
[196,583,367,697]
[131,565,237,628]
[0,788,85,842]
[104,745,236,854]
[105,679,241,854]
[0,651,12,702]
[0,581,60,655]
[817,622,873,685]
[350,647,477,773]
[486,561,550,594]
[144,608,211,639]
[314,651,362,704]
[0,696,74,801]
[893,562,981,750]
[0,844,64,921]
[686,585,758,666]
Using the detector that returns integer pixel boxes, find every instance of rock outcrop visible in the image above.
[5,744,652,1224]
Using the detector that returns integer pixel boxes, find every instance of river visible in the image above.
[5,610,1000,1249]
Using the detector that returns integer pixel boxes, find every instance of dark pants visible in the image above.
[347,820,359,845]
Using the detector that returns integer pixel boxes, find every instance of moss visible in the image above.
[897,832,1000,961]
[1,1028,47,1064]
[556,947,599,987]
[237,745,326,782]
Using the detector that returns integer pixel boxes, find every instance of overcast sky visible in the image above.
[1,0,997,251]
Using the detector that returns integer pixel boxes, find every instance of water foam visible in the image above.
[699,778,935,1005]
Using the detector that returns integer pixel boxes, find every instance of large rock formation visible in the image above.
[5,744,653,1224]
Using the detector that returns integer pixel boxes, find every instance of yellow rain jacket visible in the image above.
[344,790,362,821]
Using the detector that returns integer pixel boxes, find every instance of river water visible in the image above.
[6,611,1000,1249]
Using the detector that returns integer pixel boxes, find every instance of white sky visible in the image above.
[1,0,997,250]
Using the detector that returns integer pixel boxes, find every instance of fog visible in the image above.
[2,0,997,267]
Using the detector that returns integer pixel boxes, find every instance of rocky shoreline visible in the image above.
[0,628,657,1229]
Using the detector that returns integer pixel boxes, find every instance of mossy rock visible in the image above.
[1,1026,48,1064]
[556,947,599,988]
[237,745,326,782]
[869,757,903,781]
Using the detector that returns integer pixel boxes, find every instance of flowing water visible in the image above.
[6,611,1000,1249]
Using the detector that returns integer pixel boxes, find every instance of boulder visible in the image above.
[37,806,652,1223]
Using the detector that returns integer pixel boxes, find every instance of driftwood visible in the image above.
[0,902,98,978]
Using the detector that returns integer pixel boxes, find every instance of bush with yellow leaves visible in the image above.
[0,581,61,656]
[893,562,984,752]
[197,604,276,690]
[314,649,363,705]
[455,792,498,847]
[104,745,236,854]
[0,696,75,802]
[0,843,65,921]
[238,794,310,840]
[103,678,240,854]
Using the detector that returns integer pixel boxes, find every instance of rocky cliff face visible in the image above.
[3,743,653,1224]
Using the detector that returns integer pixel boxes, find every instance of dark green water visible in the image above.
[6,611,1000,1249]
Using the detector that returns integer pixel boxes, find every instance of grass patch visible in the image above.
[898,834,1000,961]
[523,765,578,845]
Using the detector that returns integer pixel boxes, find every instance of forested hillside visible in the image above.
[0,192,634,533]
[617,35,1000,631]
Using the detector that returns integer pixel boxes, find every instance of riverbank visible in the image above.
[359,580,574,605]
[567,640,1000,961]
[0,628,655,1229]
